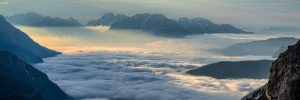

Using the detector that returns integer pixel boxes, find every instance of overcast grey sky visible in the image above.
[0,0,299,29]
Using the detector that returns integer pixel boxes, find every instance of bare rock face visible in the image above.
[242,40,300,100]
[268,40,300,99]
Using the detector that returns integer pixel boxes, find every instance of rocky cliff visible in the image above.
[0,50,72,100]
[110,13,248,38]
[242,40,300,100]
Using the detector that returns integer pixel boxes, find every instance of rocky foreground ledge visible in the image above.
[242,40,300,100]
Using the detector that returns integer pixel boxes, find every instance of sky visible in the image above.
[0,0,300,29]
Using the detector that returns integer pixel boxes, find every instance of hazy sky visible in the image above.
[0,0,299,29]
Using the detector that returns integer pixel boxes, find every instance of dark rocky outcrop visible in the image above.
[0,75,44,100]
[0,50,72,100]
[86,13,128,26]
[242,40,300,100]
[213,37,298,57]
[241,84,269,100]
[6,12,81,27]
[0,15,60,63]
[187,60,272,79]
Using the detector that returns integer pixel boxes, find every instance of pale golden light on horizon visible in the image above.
[16,25,167,54]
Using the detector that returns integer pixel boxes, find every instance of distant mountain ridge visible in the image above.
[111,13,191,37]
[88,13,249,37]
[212,37,298,57]
[264,26,300,32]
[177,17,246,34]
[6,12,81,27]
[0,15,60,63]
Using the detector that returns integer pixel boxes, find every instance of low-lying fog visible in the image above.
[17,25,300,100]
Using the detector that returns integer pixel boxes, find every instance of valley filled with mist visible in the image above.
[1,0,300,100]
[15,25,300,100]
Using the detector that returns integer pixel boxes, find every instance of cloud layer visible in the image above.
[34,52,266,100]
[22,26,300,100]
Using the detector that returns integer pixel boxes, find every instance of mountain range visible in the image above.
[5,12,250,38]
[89,13,249,37]
[111,13,192,37]
[6,12,81,27]
[0,15,60,63]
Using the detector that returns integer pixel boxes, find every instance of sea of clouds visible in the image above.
[25,26,300,100]
[34,52,267,100]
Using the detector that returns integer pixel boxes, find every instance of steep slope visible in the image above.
[187,60,272,79]
[0,50,72,100]
[0,75,44,100]
[0,15,60,63]
[86,13,128,26]
[242,40,300,100]
[6,12,81,27]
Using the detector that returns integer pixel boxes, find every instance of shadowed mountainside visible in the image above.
[0,50,72,100]
[0,15,60,63]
